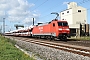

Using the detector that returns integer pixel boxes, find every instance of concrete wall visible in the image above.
[60,2,87,25]
[72,6,87,24]
[60,9,73,24]
[69,24,80,37]
[69,24,90,37]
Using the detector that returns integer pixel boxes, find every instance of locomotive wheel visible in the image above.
[50,37,52,41]
[53,37,57,41]
[38,36,41,39]
[61,36,67,41]
[45,36,48,39]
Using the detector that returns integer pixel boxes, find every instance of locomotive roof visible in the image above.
[36,19,68,26]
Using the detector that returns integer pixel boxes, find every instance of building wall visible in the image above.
[60,2,87,25]
[60,9,73,25]
[72,6,87,24]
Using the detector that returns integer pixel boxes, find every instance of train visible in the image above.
[5,19,70,40]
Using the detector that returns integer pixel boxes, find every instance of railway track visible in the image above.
[6,36,90,57]
[58,40,90,47]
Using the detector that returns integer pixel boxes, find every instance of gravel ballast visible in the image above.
[8,37,90,60]
[16,40,90,60]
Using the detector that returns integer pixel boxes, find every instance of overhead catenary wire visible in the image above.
[78,0,90,5]
[58,0,90,17]
[34,0,39,4]
[31,0,68,21]
[31,0,49,11]
[39,0,90,20]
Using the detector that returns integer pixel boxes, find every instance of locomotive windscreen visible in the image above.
[58,22,68,26]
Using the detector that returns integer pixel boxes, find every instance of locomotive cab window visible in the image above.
[63,22,68,26]
[53,23,55,27]
[58,22,68,26]
[58,22,62,26]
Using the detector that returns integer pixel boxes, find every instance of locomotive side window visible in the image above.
[58,22,68,26]
[53,23,55,27]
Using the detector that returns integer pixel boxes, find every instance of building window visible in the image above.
[78,10,81,12]
[62,13,64,15]
[67,11,69,13]
[62,19,64,20]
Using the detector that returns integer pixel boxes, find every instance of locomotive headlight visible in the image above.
[66,29,70,30]
[59,28,62,30]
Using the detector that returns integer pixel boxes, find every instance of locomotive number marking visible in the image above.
[39,27,43,32]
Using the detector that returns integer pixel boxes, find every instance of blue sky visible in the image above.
[0,0,90,32]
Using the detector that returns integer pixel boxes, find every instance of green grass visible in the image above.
[70,36,90,40]
[76,36,90,40]
[0,36,35,60]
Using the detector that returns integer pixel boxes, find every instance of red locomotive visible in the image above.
[32,19,70,40]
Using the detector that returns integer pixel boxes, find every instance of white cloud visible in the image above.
[23,17,33,24]
[0,11,5,17]
[63,2,69,5]
[0,0,40,25]
[23,13,40,25]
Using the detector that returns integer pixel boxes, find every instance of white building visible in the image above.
[60,2,87,36]
[60,2,87,25]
